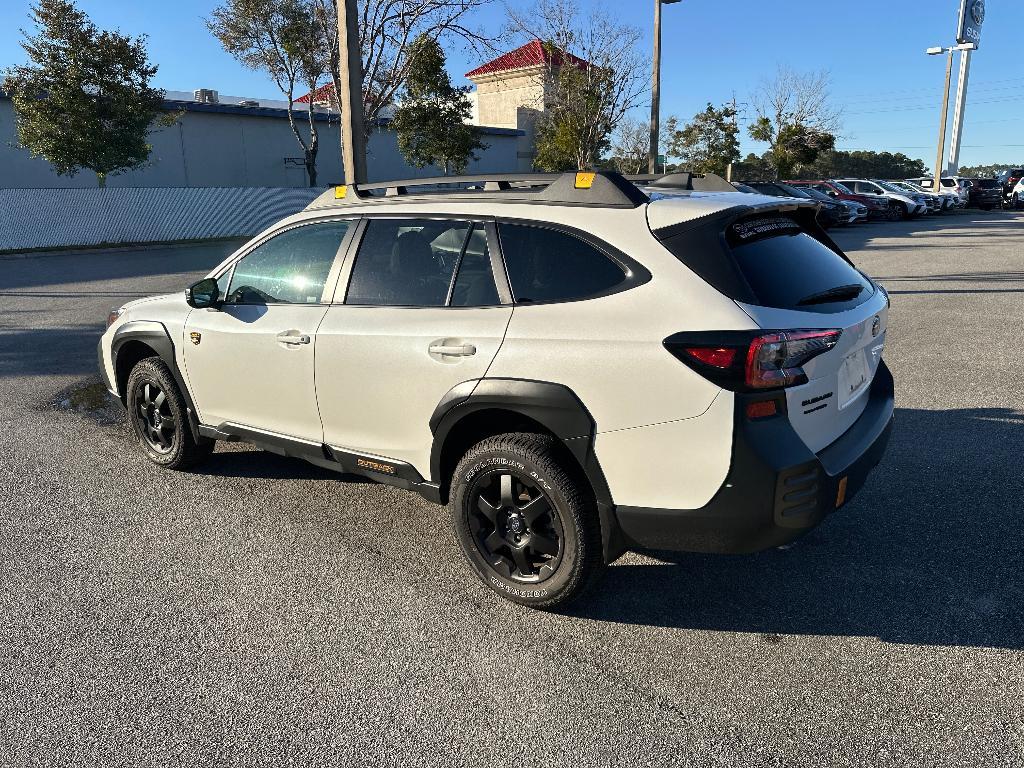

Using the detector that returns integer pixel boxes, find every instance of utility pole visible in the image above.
[648,0,680,174]
[337,0,367,185]
[946,47,973,175]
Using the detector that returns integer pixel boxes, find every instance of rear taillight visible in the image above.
[665,329,841,391]
[745,330,841,388]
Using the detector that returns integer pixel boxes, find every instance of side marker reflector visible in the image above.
[745,400,777,420]
[835,476,848,507]
[574,172,596,189]
[335,185,347,199]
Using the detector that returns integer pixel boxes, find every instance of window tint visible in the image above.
[726,216,873,313]
[498,223,626,304]
[226,221,349,305]
[450,227,499,307]
[346,218,469,306]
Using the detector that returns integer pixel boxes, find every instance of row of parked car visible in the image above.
[735,172,1021,229]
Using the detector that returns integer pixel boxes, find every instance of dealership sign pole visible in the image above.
[947,0,985,175]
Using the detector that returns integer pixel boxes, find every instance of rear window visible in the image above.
[974,179,998,188]
[726,216,873,313]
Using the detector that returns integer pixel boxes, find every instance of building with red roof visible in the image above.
[465,40,589,170]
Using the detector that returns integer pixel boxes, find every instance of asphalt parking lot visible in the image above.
[1,213,1023,766]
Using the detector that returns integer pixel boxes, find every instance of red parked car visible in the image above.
[787,180,891,219]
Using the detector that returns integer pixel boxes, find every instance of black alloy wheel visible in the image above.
[468,470,564,583]
[134,379,175,453]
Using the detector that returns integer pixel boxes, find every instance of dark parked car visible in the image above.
[741,181,847,228]
[786,180,891,219]
[965,178,1002,210]
[995,169,1024,204]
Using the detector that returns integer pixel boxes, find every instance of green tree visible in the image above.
[790,149,927,180]
[666,102,740,176]
[510,1,646,171]
[208,0,327,185]
[607,117,650,174]
[731,152,774,181]
[391,35,485,175]
[956,163,1008,179]
[312,0,496,146]
[748,66,839,179]
[3,0,170,187]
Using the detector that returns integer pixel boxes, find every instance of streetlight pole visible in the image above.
[648,0,680,175]
[338,0,367,185]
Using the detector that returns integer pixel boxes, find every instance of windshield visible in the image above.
[800,188,832,203]
[831,182,853,194]
[878,181,909,194]
[776,184,812,199]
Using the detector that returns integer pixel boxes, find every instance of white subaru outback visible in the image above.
[99,171,894,609]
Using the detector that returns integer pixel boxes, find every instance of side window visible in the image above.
[497,222,626,304]
[346,218,469,307]
[226,221,349,305]
[450,227,499,307]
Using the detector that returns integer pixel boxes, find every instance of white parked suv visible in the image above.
[835,179,928,219]
[1009,177,1024,209]
[907,177,968,209]
[98,171,894,608]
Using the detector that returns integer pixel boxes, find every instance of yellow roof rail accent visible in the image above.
[574,172,596,189]
[334,185,347,199]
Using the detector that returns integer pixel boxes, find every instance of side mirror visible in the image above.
[185,277,220,309]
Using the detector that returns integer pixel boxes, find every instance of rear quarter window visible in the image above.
[497,222,628,304]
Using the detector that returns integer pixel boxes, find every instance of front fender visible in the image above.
[111,320,201,442]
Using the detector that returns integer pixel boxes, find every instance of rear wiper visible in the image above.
[797,284,864,306]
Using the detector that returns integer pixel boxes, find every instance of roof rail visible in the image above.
[306,171,650,210]
[626,171,735,193]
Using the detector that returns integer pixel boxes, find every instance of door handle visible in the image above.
[428,343,476,357]
[278,333,310,345]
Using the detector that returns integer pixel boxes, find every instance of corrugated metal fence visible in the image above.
[0,187,324,252]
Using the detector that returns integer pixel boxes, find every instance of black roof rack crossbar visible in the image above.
[310,171,650,209]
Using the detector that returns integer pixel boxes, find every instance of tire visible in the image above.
[449,432,604,609]
[126,356,214,470]
[888,203,902,221]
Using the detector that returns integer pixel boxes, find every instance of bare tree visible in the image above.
[506,0,647,170]
[748,65,840,179]
[610,118,649,174]
[312,0,496,140]
[208,0,328,185]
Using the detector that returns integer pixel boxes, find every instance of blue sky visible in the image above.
[1,0,1021,168]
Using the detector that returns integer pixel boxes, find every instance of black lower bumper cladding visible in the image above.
[615,361,895,554]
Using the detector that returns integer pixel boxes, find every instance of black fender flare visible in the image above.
[111,321,202,443]
[430,378,626,563]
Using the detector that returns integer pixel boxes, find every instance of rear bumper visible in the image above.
[615,361,894,555]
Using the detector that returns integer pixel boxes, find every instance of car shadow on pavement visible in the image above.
[570,405,1024,650]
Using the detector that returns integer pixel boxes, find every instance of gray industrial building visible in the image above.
[0,92,522,189]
